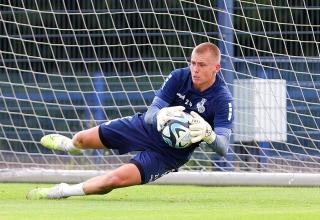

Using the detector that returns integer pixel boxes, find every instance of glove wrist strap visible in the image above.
[204,130,216,144]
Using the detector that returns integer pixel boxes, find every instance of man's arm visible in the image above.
[199,127,231,157]
[144,96,169,125]
[145,69,181,125]
[144,96,185,131]
[189,111,231,157]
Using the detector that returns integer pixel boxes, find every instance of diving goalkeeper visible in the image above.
[27,42,234,199]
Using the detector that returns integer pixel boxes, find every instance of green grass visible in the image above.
[0,183,320,220]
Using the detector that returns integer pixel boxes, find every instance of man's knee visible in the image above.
[72,127,103,149]
[106,164,142,188]
[72,131,85,148]
[105,174,125,189]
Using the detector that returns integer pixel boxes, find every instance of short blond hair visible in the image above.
[192,42,221,63]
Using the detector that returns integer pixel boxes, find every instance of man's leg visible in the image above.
[72,126,105,149]
[40,126,105,153]
[26,163,141,199]
[83,163,141,194]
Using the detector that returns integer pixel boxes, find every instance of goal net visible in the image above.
[0,0,319,185]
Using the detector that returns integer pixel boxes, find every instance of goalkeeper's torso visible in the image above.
[138,66,234,166]
[155,67,234,130]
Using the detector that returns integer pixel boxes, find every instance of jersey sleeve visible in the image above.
[144,96,169,125]
[155,69,181,104]
[214,98,234,130]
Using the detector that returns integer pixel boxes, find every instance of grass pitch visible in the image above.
[0,183,319,220]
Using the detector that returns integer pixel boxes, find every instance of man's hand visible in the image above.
[189,111,216,144]
[156,106,185,131]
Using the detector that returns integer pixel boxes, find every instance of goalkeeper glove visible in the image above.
[189,111,216,144]
[156,106,185,131]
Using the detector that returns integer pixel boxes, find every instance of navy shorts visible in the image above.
[98,113,194,184]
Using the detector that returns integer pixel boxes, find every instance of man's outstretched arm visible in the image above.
[189,111,231,157]
[144,96,170,125]
[199,127,231,157]
[144,96,185,131]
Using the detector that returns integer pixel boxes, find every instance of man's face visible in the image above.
[190,51,220,91]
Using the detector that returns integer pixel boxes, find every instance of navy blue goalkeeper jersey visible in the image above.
[156,67,234,130]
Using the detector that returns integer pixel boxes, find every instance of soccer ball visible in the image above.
[161,112,192,149]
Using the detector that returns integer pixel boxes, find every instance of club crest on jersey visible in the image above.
[196,98,207,113]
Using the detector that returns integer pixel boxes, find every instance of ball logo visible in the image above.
[161,112,192,149]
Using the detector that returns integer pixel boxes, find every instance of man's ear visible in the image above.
[215,64,221,71]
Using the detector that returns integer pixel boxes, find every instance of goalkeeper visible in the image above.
[27,42,234,200]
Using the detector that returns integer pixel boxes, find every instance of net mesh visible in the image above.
[0,0,319,174]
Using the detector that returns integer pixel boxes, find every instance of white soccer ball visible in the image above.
[161,112,192,149]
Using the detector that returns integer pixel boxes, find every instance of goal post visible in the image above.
[0,1,319,185]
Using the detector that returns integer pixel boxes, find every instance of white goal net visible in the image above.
[0,1,319,185]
